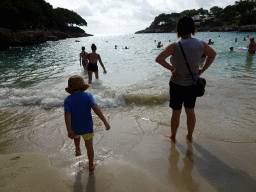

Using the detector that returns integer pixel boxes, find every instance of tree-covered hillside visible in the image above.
[140,1,256,33]
[0,0,87,33]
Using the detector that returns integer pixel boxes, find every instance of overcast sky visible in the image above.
[45,0,238,35]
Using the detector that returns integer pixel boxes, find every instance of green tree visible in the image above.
[210,6,223,18]
[0,0,87,32]
[221,5,236,24]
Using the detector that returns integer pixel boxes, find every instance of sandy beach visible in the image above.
[1,112,256,192]
[1,32,256,192]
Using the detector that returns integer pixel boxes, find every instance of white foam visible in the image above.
[0,87,126,109]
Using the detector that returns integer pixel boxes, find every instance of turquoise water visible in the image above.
[0,32,256,158]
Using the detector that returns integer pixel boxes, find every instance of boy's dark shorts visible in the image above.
[169,81,197,110]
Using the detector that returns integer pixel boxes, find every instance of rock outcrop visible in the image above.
[135,24,256,34]
[0,28,93,51]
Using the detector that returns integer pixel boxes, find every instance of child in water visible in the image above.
[64,75,110,171]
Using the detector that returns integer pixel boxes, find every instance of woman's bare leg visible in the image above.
[167,109,182,142]
[185,108,196,142]
[88,71,93,84]
[95,71,99,79]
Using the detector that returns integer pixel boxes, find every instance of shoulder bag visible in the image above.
[178,41,206,97]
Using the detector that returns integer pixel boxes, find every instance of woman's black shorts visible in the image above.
[88,63,98,72]
[169,81,197,110]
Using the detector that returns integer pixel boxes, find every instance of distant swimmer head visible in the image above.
[82,46,85,51]
[176,16,195,38]
[91,44,97,51]
[230,47,233,51]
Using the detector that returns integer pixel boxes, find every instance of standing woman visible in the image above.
[88,44,107,84]
[155,16,216,142]
[80,46,88,70]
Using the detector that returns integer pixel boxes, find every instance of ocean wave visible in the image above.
[123,92,169,105]
[0,88,127,109]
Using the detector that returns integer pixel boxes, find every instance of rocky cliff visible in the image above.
[135,24,256,34]
[0,28,93,51]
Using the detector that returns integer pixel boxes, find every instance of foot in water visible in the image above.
[186,134,193,142]
[75,150,82,156]
[166,134,176,143]
[89,162,96,171]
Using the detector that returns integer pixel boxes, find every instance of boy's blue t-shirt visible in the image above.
[64,91,97,135]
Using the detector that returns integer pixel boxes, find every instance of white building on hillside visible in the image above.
[191,15,201,20]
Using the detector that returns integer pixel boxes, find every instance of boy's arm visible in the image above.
[92,104,110,130]
[64,112,75,139]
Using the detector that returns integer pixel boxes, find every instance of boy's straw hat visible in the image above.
[65,75,89,93]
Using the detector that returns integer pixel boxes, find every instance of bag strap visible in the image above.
[178,41,196,83]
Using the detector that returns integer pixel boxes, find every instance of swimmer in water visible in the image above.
[157,41,163,48]
[229,47,233,52]
[208,39,214,45]
[248,37,256,54]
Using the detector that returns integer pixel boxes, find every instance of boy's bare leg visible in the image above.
[167,109,182,142]
[185,108,196,142]
[85,138,95,171]
[88,71,93,84]
[74,136,82,156]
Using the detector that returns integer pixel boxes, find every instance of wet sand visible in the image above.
[1,113,256,192]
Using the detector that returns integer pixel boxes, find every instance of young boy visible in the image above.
[64,75,110,171]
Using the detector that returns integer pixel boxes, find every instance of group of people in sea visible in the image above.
[80,44,107,84]
[65,16,217,172]
[206,35,256,54]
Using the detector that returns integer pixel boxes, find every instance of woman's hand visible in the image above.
[172,70,181,80]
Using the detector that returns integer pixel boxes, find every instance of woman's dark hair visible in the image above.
[91,44,97,51]
[82,46,85,51]
[176,16,195,38]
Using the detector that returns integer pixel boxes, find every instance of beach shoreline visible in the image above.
[1,113,256,192]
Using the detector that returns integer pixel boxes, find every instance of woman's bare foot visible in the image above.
[89,162,96,171]
[166,134,176,143]
[186,134,193,142]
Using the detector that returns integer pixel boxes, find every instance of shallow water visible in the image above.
[0,32,256,165]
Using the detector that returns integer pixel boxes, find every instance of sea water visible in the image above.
[0,32,255,163]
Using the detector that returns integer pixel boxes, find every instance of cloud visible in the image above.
[46,0,238,34]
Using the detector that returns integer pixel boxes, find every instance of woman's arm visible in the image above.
[155,43,180,80]
[83,53,88,65]
[80,53,82,66]
[155,43,175,71]
[199,42,217,75]
[98,54,107,73]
